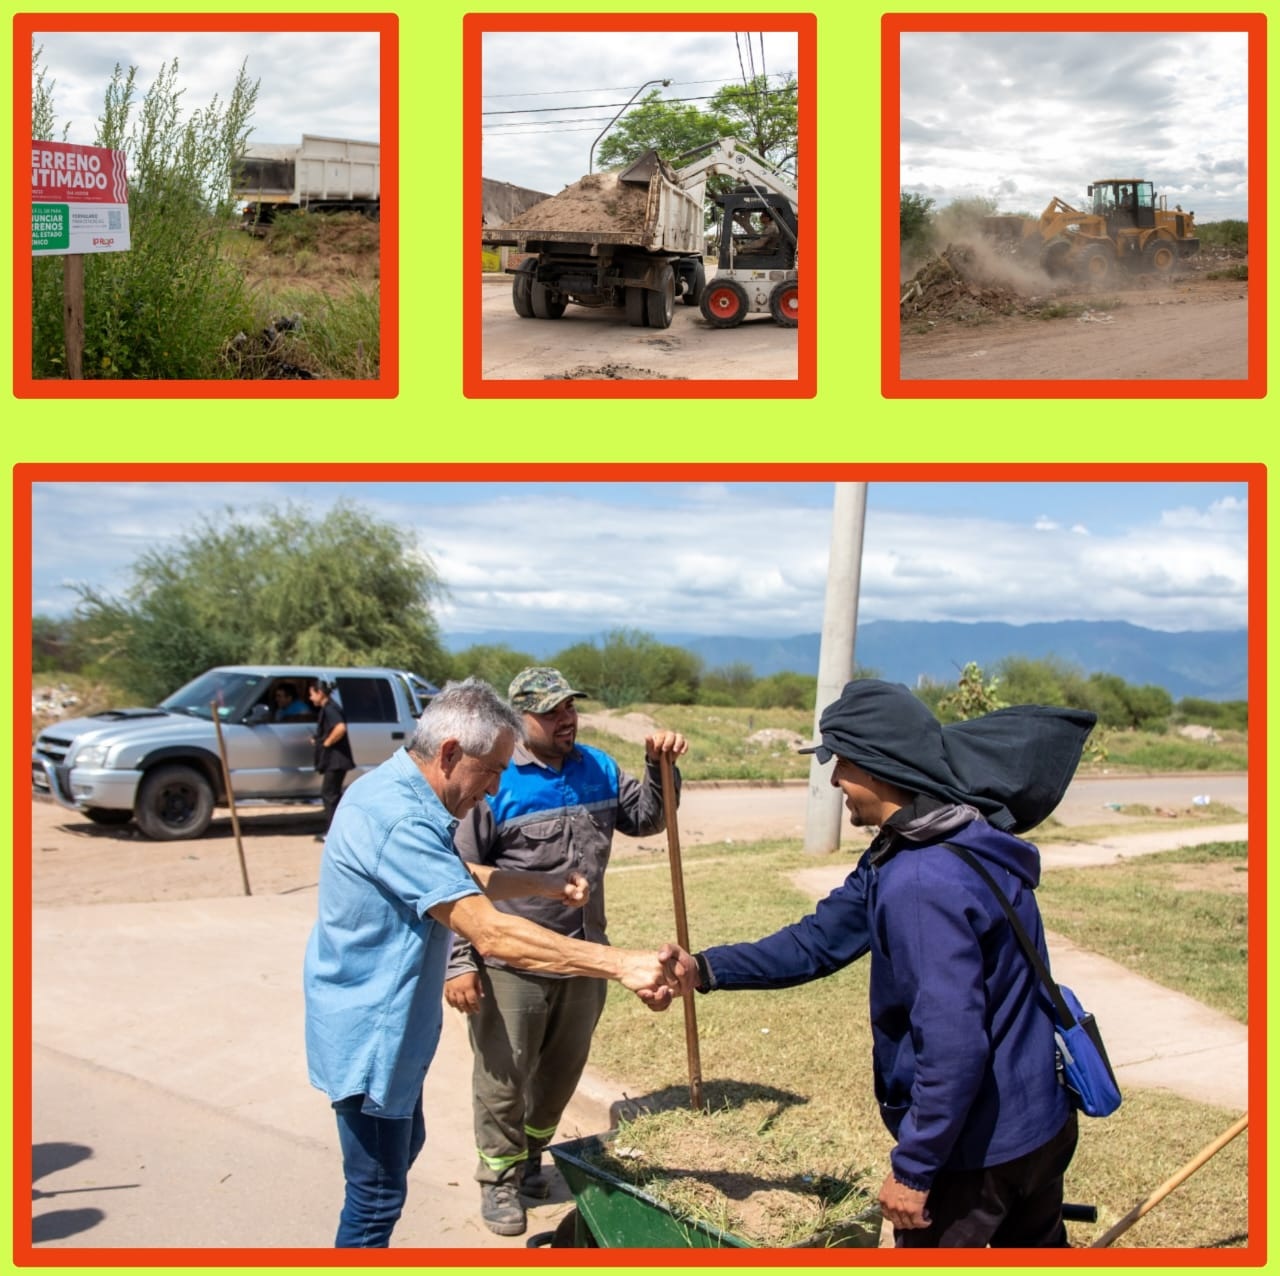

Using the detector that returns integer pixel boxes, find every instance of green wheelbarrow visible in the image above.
[530,1132,883,1250]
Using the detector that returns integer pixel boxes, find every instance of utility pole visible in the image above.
[803,482,867,853]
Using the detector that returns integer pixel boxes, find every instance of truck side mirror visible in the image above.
[246,703,272,725]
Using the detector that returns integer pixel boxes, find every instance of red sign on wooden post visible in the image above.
[31,140,131,255]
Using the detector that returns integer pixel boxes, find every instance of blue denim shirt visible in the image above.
[303,748,480,1118]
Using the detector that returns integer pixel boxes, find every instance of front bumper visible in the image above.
[33,759,141,813]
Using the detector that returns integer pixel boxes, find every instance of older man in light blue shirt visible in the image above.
[304,677,674,1248]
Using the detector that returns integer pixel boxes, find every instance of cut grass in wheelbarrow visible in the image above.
[541,1107,881,1249]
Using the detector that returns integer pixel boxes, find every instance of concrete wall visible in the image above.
[482,177,552,227]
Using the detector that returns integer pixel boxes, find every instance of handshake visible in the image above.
[620,942,701,1012]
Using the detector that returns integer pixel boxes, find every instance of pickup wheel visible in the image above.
[645,263,675,329]
[531,281,566,319]
[700,279,749,328]
[681,259,706,306]
[625,286,649,327]
[83,807,134,826]
[135,764,215,841]
[769,280,798,328]
[512,260,536,318]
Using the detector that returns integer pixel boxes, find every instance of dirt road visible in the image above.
[901,277,1248,380]
[480,276,796,381]
[28,770,1247,908]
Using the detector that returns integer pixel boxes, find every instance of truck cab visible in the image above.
[1089,179,1157,231]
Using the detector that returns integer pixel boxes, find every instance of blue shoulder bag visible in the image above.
[945,844,1122,1118]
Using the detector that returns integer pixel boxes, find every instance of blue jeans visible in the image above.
[333,1091,426,1248]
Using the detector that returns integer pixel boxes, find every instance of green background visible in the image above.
[2,1,1272,1273]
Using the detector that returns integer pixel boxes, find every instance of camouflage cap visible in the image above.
[508,667,587,715]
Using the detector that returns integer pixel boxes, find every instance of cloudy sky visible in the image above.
[483,29,798,194]
[32,30,379,149]
[29,480,1249,637]
[901,32,1249,222]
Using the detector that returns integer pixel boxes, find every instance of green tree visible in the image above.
[551,629,701,708]
[72,502,446,702]
[595,92,731,170]
[595,76,797,174]
[1085,673,1172,731]
[747,671,816,711]
[446,643,537,692]
[900,191,934,239]
[1175,697,1247,732]
[707,74,798,167]
[697,661,757,706]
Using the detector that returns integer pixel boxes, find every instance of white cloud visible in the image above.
[30,482,1249,635]
[901,31,1249,221]
[33,31,379,148]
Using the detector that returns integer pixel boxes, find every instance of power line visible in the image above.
[482,74,771,100]
[484,87,795,118]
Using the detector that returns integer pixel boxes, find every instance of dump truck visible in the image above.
[233,134,379,228]
[482,137,798,330]
[480,151,704,329]
[983,178,1199,281]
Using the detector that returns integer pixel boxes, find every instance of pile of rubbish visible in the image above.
[900,245,1031,321]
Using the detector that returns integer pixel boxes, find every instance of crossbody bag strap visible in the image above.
[942,842,1073,1026]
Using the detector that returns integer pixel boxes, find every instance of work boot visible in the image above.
[519,1151,551,1199]
[480,1181,526,1236]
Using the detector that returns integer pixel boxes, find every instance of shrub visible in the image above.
[32,51,260,379]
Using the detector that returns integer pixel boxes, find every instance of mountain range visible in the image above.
[442,620,1248,702]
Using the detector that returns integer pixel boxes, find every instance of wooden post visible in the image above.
[62,253,84,379]
[660,754,703,1112]
[211,702,252,897]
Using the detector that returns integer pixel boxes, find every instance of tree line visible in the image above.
[33,501,1245,733]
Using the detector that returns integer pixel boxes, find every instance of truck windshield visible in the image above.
[159,671,269,721]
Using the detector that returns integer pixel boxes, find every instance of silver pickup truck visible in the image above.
[32,665,438,840]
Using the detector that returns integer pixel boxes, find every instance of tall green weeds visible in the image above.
[32,47,260,378]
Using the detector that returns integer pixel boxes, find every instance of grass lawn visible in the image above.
[592,837,1250,1248]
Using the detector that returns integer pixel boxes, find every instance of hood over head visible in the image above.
[800,679,1097,834]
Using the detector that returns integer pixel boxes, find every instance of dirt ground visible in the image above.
[481,276,797,381]
[899,248,1248,381]
[239,214,379,300]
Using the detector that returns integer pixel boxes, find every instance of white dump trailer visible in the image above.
[233,134,379,225]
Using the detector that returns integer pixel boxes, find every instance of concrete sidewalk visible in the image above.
[29,823,1248,1250]
[31,891,611,1249]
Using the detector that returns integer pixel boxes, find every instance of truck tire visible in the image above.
[700,279,749,328]
[625,286,649,327]
[1076,243,1114,283]
[769,280,798,328]
[83,807,134,826]
[1143,237,1177,274]
[682,260,706,306]
[512,260,536,318]
[1039,238,1071,277]
[646,263,675,329]
[531,281,566,319]
[135,764,215,841]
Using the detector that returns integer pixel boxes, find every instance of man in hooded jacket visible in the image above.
[661,680,1096,1248]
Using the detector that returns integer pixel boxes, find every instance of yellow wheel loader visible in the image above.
[983,179,1199,282]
